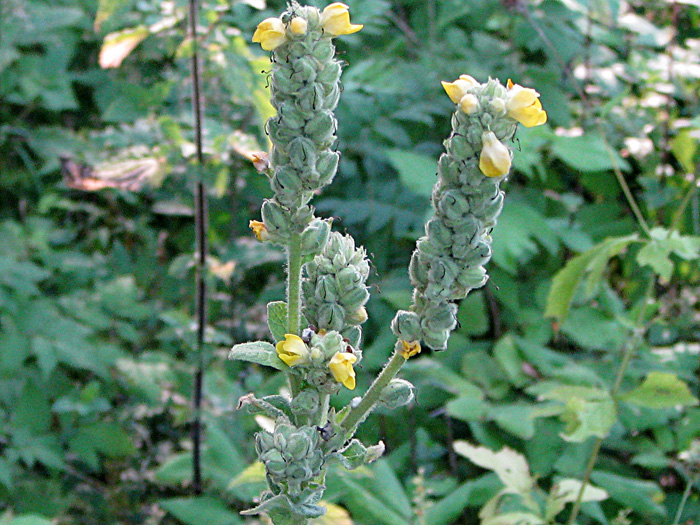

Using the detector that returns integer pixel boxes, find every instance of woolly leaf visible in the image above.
[228,341,285,370]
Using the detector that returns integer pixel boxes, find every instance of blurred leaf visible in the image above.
[99,26,149,69]
[590,471,666,521]
[620,372,699,409]
[159,496,242,525]
[551,133,630,172]
[453,442,532,493]
[636,227,700,280]
[456,291,488,336]
[385,149,437,197]
[545,235,638,321]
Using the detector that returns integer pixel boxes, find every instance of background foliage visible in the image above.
[1,0,699,523]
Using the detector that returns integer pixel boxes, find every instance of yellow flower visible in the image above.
[329,352,357,390]
[252,17,287,51]
[441,74,478,104]
[505,79,547,127]
[479,131,511,178]
[400,340,421,359]
[290,17,308,35]
[276,334,310,367]
[249,220,269,242]
[320,3,363,36]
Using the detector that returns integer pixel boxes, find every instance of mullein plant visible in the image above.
[229,3,547,522]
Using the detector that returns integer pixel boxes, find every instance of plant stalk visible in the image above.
[566,276,656,524]
[286,233,303,397]
[188,0,207,496]
[341,350,406,435]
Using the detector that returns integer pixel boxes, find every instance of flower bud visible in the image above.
[329,351,357,390]
[345,306,368,325]
[379,378,416,409]
[301,218,331,256]
[391,310,422,341]
[459,94,480,115]
[317,303,345,331]
[252,17,287,51]
[289,17,308,35]
[479,131,511,178]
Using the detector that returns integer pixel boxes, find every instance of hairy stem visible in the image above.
[341,350,406,435]
[286,233,303,397]
[567,276,656,524]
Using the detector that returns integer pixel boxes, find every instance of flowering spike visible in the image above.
[276,334,310,366]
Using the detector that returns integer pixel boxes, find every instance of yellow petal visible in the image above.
[290,17,308,35]
[329,352,357,390]
[506,82,547,127]
[321,2,363,36]
[479,131,511,178]
[441,75,479,104]
[249,220,268,241]
[400,340,421,359]
[276,334,309,367]
[252,17,287,51]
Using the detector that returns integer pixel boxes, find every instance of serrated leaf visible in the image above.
[267,301,288,342]
[228,341,285,370]
[621,371,699,409]
[453,442,532,493]
[545,235,638,321]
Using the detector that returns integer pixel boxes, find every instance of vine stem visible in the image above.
[187,0,207,496]
[286,233,303,397]
[341,350,406,435]
[566,276,656,525]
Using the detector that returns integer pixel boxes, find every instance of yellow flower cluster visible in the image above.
[252,3,362,51]
[441,75,547,178]
[275,334,357,390]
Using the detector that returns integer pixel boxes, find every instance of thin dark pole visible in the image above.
[188,0,207,496]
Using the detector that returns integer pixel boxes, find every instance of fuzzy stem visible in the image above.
[341,350,406,435]
[566,276,656,525]
[286,233,304,397]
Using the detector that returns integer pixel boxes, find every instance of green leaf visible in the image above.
[227,461,267,502]
[453,442,533,493]
[620,372,699,409]
[446,394,490,422]
[670,128,698,173]
[590,471,666,521]
[636,228,700,280]
[228,341,285,370]
[424,475,502,525]
[385,149,437,198]
[488,403,536,439]
[0,457,12,489]
[267,301,288,342]
[154,452,192,485]
[535,386,616,442]
[336,473,411,525]
[545,235,638,321]
[456,291,488,336]
[4,516,55,525]
[551,133,630,172]
[159,496,242,525]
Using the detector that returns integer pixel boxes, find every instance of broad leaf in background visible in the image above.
[620,372,699,409]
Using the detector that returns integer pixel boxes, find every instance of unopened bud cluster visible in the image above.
[303,232,370,348]
[392,76,546,350]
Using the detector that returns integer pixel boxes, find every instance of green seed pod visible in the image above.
[340,286,369,308]
[421,328,449,351]
[422,301,457,332]
[457,265,488,289]
[315,274,338,302]
[288,137,318,170]
[274,166,303,193]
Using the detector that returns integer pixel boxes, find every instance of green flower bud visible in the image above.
[391,310,422,342]
[301,218,331,256]
[422,301,457,332]
[317,302,345,332]
[379,378,416,409]
[315,274,338,302]
[291,389,321,416]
